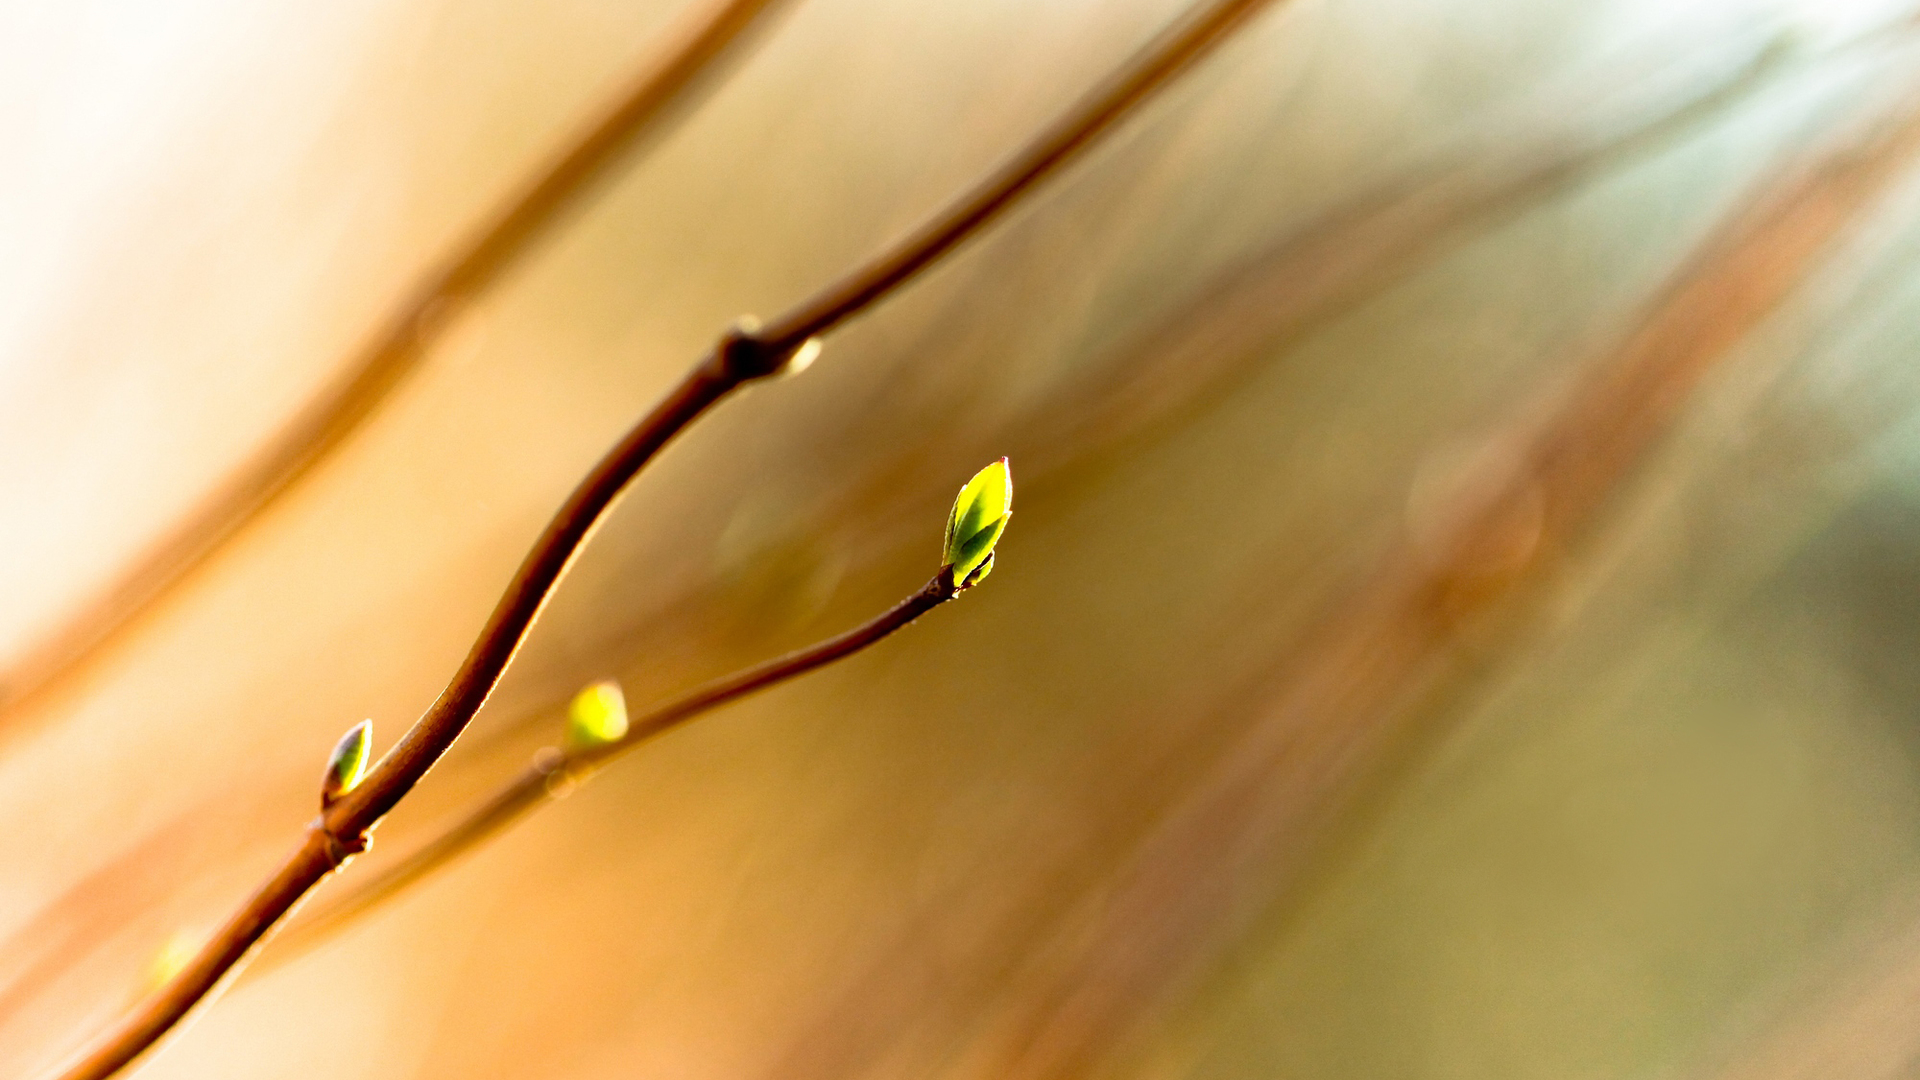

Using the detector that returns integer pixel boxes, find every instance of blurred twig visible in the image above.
[41,358,746,1080]
[0,14,1869,1042]
[270,19,1899,1067]
[255,569,970,976]
[482,21,1810,744]
[0,0,796,723]
[36,0,1286,1076]
[1688,895,1920,1080]
[951,74,1920,1080]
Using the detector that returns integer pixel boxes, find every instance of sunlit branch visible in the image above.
[0,0,796,721]
[260,570,966,973]
[38,1,1282,1076]
[965,79,1920,1080]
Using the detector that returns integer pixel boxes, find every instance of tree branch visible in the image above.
[0,0,796,720]
[38,0,1283,1075]
[263,571,961,969]
[755,0,1278,355]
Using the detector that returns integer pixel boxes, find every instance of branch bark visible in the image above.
[261,572,961,971]
[963,77,1920,1080]
[0,0,796,721]
[37,0,1286,1075]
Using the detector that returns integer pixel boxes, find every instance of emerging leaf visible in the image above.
[322,720,372,807]
[942,458,1012,587]
[961,550,995,588]
[567,679,630,748]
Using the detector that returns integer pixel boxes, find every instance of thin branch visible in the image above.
[0,0,795,719]
[4,27,1772,1028]
[263,572,961,970]
[755,0,1279,354]
[962,79,1920,1080]
[38,361,738,1080]
[38,1,1283,1075]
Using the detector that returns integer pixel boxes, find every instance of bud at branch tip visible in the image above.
[941,458,1011,590]
[321,720,372,807]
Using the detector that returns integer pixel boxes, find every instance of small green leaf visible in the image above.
[941,458,1012,587]
[567,679,629,748]
[961,550,994,588]
[322,720,372,806]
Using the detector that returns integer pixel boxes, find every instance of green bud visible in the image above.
[961,550,995,588]
[566,679,629,748]
[322,720,372,807]
[942,458,1012,587]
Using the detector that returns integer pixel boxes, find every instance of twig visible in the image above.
[263,572,963,969]
[3,27,1769,1031]
[750,0,1280,354]
[263,18,1786,954]
[39,0,1279,1075]
[0,0,795,719]
[962,78,1920,1080]
[38,359,742,1080]
[18,0,1820,1041]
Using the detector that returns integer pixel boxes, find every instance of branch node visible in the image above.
[311,818,371,870]
[532,746,579,797]
[711,318,798,382]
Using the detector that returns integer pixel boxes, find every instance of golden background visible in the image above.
[6,0,1920,1077]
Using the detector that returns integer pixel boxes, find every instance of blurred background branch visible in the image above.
[9,1,1920,1079]
[0,0,797,724]
[28,0,1282,1073]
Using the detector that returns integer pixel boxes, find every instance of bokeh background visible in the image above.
[7,0,1920,1077]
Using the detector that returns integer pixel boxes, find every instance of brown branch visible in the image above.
[261,572,961,971]
[36,360,740,1080]
[753,0,1281,354]
[270,5,1790,983]
[963,79,1920,1080]
[36,0,1285,1075]
[0,0,796,721]
[6,7,1821,1049]
[230,24,1807,987]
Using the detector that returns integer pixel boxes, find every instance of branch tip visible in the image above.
[940,458,1013,588]
[320,720,372,809]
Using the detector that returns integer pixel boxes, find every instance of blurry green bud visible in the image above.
[566,679,629,748]
[941,458,1011,587]
[321,720,372,807]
